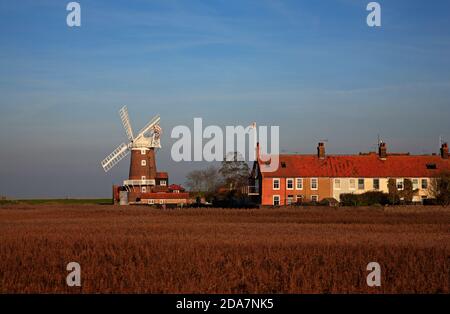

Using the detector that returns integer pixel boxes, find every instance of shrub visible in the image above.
[423,198,438,206]
[340,192,389,206]
[340,194,360,206]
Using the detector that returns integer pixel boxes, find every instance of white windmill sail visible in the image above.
[119,106,134,141]
[101,142,130,172]
[101,107,162,172]
[135,115,160,140]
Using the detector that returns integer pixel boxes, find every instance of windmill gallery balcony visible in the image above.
[123,179,156,186]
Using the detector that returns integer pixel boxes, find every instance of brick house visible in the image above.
[249,142,450,206]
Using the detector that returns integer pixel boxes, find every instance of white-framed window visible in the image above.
[421,178,428,189]
[160,180,167,186]
[296,178,303,190]
[141,160,147,166]
[334,178,341,190]
[358,178,365,190]
[287,195,294,205]
[141,176,146,180]
[273,195,280,206]
[141,186,147,193]
[373,178,380,190]
[286,178,294,190]
[412,178,419,190]
[311,195,319,202]
[159,199,164,204]
[296,195,303,203]
[141,149,146,155]
[349,178,356,190]
[273,178,280,190]
[396,178,404,190]
[310,178,318,190]
[148,199,154,205]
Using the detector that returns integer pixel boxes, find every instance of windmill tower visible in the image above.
[101,106,163,201]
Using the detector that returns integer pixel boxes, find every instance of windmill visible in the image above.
[101,106,162,194]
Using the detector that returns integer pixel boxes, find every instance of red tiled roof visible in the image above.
[156,172,168,179]
[168,184,185,191]
[259,153,450,178]
[140,192,189,199]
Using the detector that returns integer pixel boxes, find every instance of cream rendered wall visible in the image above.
[413,178,433,201]
[332,177,434,202]
[332,178,387,201]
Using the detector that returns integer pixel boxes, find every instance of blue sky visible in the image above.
[1,0,450,198]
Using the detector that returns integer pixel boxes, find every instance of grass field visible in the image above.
[0,199,112,205]
[0,204,449,293]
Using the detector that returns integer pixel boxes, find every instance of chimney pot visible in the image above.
[441,142,449,159]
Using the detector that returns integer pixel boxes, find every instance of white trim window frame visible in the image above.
[421,178,428,190]
[286,178,294,190]
[334,178,341,190]
[273,178,280,190]
[310,178,318,190]
[349,178,356,190]
[373,178,380,190]
[358,178,365,190]
[141,160,147,166]
[296,178,303,190]
[273,195,280,206]
[311,195,319,202]
[412,178,419,190]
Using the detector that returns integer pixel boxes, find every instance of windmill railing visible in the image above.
[123,179,156,186]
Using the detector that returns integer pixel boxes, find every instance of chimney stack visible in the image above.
[317,142,325,159]
[441,142,449,159]
[378,142,387,159]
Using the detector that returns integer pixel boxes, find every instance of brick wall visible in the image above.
[261,177,332,205]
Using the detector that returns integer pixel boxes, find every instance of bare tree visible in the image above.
[185,166,222,194]
[203,166,221,193]
[185,170,203,192]
[219,152,250,191]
